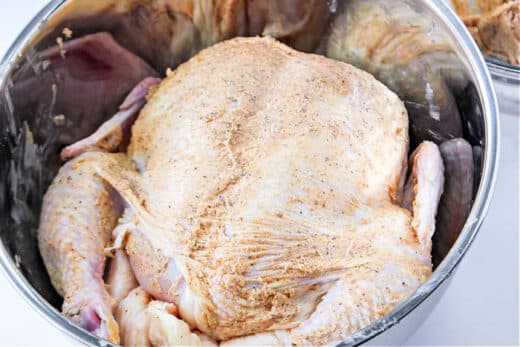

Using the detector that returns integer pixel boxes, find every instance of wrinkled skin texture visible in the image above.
[38,37,446,345]
[38,152,127,343]
[11,32,158,146]
[116,287,217,346]
[433,138,474,265]
[326,0,465,146]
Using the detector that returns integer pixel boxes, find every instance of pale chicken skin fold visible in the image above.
[38,37,444,346]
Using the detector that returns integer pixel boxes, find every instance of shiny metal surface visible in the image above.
[487,57,520,115]
[0,0,499,346]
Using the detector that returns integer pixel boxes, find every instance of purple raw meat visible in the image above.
[10,32,158,146]
[433,138,474,265]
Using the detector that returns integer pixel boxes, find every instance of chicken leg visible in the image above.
[38,152,136,343]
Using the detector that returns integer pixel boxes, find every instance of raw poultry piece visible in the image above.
[116,287,152,346]
[11,32,158,146]
[106,212,140,305]
[116,287,217,346]
[402,142,446,249]
[326,0,465,146]
[106,249,138,305]
[38,75,159,344]
[39,37,444,345]
[38,152,128,343]
[433,138,474,264]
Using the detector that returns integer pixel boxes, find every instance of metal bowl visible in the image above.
[486,57,520,115]
[0,0,499,346]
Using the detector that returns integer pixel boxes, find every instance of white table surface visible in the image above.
[0,1,518,346]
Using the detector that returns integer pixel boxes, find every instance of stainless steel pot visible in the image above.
[0,0,500,346]
[487,57,520,115]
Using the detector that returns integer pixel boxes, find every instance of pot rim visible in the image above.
[0,0,500,346]
[486,56,520,85]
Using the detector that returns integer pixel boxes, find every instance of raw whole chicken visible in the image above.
[38,37,445,346]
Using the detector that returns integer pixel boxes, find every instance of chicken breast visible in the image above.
[39,37,443,345]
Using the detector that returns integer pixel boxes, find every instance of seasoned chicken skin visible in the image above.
[39,37,444,346]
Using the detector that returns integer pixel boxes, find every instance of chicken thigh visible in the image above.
[39,37,444,345]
